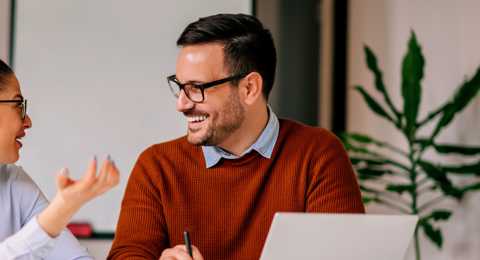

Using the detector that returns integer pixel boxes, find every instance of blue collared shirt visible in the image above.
[202,105,280,168]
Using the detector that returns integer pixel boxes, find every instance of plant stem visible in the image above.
[408,134,421,259]
[415,226,421,260]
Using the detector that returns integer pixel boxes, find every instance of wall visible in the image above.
[13,0,250,232]
[256,0,320,126]
[0,0,10,63]
[348,1,480,259]
[256,0,281,113]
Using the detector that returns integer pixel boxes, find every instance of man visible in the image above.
[108,14,364,260]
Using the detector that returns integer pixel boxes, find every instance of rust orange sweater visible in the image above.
[108,119,365,260]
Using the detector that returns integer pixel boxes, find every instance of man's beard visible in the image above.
[186,87,245,146]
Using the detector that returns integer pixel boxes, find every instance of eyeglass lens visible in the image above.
[22,100,27,120]
[168,80,204,102]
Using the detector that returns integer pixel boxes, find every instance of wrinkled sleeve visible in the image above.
[0,216,56,260]
[306,131,365,213]
[0,166,93,260]
[108,148,169,260]
[0,218,93,260]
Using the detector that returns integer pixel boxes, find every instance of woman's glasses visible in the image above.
[0,98,27,120]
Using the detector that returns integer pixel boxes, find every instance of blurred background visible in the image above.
[1,0,479,259]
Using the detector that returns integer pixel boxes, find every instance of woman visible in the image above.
[0,59,119,259]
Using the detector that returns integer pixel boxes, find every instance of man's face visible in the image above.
[175,43,245,146]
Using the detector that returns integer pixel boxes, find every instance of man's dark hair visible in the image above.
[0,59,13,91]
[177,13,277,101]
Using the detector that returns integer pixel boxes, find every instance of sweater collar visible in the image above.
[201,105,280,168]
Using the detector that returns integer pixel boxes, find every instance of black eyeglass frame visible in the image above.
[167,73,249,103]
[0,99,27,120]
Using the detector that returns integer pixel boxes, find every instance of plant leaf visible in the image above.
[414,139,428,145]
[386,184,415,195]
[357,168,390,177]
[362,159,387,166]
[429,67,480,142]
[349,157,387,166]
[350,158,362,165]
[362,197,374,204]
[342,140,383,158]
[430,210,453,221]
[442,160,480,175]
[434,144,480,156]
[418,161,463,199]
[419,219,443,248]
[345,133,410,159]
[357,174,378,180]
[402,30,424,143]
[354,86,396,124]
[349,156,410,172]
[417,102,450,127]
[348,133,374,143]
[364,45,402,122]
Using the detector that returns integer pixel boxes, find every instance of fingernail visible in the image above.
[92,155,97,162]
[106,154,111,162]
[111,160,115,166]
[61,168,67,175]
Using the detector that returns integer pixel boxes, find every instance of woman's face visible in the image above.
[0,74,32,165]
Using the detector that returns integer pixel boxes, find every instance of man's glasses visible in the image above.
[0,98,27,120]
[167,73,249,103]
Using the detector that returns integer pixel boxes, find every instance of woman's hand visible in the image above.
[55,155,119,208]
[37,155,120,237]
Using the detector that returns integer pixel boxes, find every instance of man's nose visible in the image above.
[176,90,195,112]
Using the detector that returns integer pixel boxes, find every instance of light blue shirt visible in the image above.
[0,164,93,260]
[202,105,280,168]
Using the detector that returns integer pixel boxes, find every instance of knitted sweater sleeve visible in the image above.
[305,131,365,213]
[108,147,168,260]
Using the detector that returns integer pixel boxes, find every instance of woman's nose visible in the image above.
[23,114,32,129]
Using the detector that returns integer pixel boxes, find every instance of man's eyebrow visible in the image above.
[177,77,207,85]
[185,80,207,84]
[13,94,24,100]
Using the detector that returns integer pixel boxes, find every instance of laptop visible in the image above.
[259,213,418,260]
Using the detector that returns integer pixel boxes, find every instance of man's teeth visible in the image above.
[188,116,207,122]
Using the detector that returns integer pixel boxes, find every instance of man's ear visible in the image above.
[242,72,263,105]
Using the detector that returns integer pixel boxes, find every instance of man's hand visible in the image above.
[160,245,204,260]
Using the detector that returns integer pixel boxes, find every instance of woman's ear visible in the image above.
[242,72,263,105]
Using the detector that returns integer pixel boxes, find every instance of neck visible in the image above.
[217,106,269,157]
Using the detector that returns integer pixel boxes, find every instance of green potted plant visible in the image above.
[342,31,480,260]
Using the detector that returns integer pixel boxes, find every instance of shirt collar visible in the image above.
[202,105,280,168]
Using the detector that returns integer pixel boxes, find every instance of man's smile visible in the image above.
[187,115,208,132]
[187,116,207,122]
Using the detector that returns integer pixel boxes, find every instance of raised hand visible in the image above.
[55,155,120,208]
[37,155,120,237]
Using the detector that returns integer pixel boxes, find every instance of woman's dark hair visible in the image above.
[0,59,14,91]
[177,13,277,101]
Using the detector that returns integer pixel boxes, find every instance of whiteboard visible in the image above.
[14,0,251,232]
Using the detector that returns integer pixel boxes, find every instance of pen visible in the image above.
[184,231,193,258]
